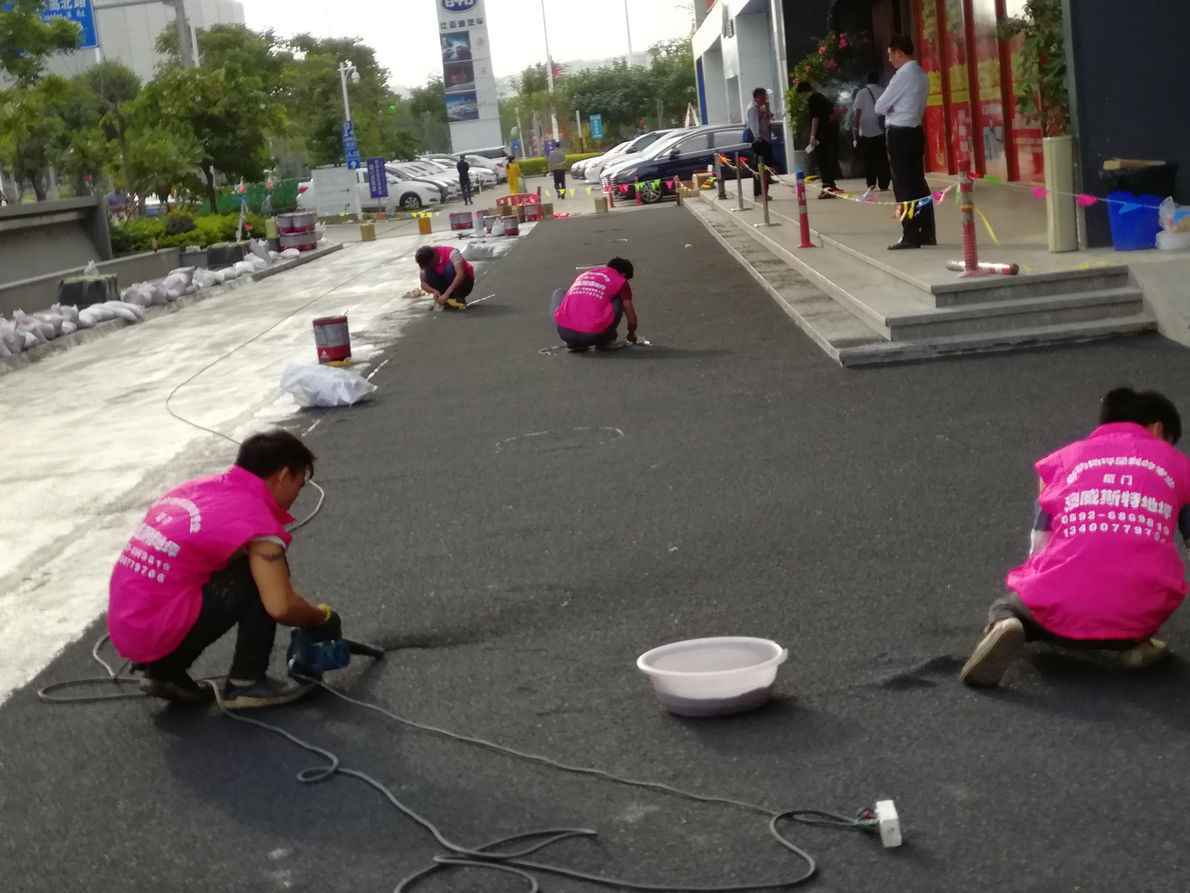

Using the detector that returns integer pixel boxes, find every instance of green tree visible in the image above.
[561,62,652,142]
[395,76,449,155]
[83,61,142,193]
[646,39,697,128]
[126,124,204,209]
[0,0,82,86]
[128,64,284,209]
[0,76,70,199]
[54,75,114,195]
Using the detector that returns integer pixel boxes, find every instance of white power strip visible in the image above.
[875,800,903,848]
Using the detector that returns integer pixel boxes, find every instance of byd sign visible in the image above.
[442,0,477,10]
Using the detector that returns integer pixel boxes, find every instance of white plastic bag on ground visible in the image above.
[83,260,100,277]
[167,267,195,286]
[1156,229,1190,250]
[280,363,377,408]
[33,310,66,337]
[162,274,190,300]
[1158,196,1190,233]
[281,248,301,259]
[248,254,268,272]
[221,266,240,281]
[103,300,145,322]
[234,260,256,278]
[462,239,512,261]
[249,239,271,261]
[269,250,283,262]
[0,339,11,358]
[61,320,77,336]
[14,310,53,343]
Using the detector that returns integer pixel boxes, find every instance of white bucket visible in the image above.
[636,637,788,717]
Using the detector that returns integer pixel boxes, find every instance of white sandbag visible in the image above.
[77,307,99,328]
[103,300,145,322]
[162,274,190,300]
[249,239,271,261]
[280,363,377,408]
[462,239,512,261]
[54,303,80,324]
[0,339,11,358]
[281,248,301,259]
[166,267,195,286]
[234,260,256,278]
[269,250,283,261]
[13,310,51,343]
[61,320,77,336]
[221,265,240,280]
[193,269,219,289]
[247,254,268,272]
[121,283,154,307]
[0,318,22,353]
[33,310,66,337]
[21,330,38,350]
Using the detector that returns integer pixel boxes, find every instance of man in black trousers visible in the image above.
[875,35,935,249]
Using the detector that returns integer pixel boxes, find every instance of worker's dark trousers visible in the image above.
[147,557,276,681]
[886,124,935,244]
[553,170,566,195]
[986,592,1148,650]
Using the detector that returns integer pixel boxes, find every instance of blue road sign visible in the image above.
[366,157,388,199]
[589,114,603,140]
[40,0,97,50]
[341,121,361,170]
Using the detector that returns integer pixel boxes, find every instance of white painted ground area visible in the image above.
[0,231,448,704]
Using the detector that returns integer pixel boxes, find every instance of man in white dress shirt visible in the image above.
[875,35,935,249]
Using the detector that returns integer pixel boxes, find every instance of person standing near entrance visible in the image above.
[548,144,568,198]
[875,35,935,249]
[797,82,842,198]
[745,87,774,198]
[457,154,473,206]
[852,71,891,193]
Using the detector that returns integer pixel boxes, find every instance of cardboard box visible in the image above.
[691,172,714,192]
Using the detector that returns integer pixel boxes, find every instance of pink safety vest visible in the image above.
[1006,423,1190,640]
[432,245,474,280]
[554,267,628,333]
[107,466,294,663]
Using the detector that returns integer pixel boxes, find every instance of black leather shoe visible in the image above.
[888,239,921,250]
[920,237,937,246]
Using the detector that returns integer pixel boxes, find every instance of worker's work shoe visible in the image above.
[1117,638,1168,670]
[221,675,315,710]
[595,339,627,352]
[138,668,213,703]
[960,617,1026,687]
[444,298,467,310]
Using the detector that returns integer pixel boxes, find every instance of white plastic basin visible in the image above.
[636,637,788,717]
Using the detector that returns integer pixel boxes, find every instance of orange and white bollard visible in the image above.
[606,187,615,209]
[635,181,643,206]
[795,171,815,249]
[958,172,983,278]
[945,259,1019,275]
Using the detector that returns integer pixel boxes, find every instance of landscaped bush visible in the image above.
[111,212,268,254]
[163,213,196,236]
[517,152,602,177]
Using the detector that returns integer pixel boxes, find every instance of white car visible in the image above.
[585,130,679,183]
[296,172,441,212]
[390,161,461,199]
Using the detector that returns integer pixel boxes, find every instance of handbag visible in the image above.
[742,127,754,144]
[867,87,887,132]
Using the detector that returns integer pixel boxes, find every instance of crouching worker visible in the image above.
[416,244,475,310]
[107,431,343,709]
[551,257,638,352]
[962,388,1190,687]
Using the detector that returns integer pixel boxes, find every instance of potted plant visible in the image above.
[998,0,1076,251]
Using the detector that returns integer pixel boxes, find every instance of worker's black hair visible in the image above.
[235,430,317,479]
[888,35,915,56]
[607,257,634,279]
[1099,387,1182,444]
[795,82,812,94]
[867,70,880,85]
[414,245,436,268]
[752,87,768,99]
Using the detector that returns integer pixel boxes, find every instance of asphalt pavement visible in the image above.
[3,204,1190,893]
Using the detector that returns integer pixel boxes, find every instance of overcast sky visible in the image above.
[241,0,695,90]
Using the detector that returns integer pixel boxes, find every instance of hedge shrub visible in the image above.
[110,212,268,254]
[517,152,603,177]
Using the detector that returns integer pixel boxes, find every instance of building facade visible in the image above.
[46,0,245,83]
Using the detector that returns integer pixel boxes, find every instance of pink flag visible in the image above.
[1032,186,1049,199]
[1076,193,1098,207]
[666,179,675,189]
[619,184,629,193]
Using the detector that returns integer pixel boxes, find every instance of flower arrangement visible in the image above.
[784,31,876,133]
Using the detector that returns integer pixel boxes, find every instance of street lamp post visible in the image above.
[337,60,362,219]
[623,0,634,66]
[539,0,560,144]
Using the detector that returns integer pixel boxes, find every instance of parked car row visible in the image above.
[601,124,786,204]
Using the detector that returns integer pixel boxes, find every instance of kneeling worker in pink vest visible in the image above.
[107,431,344,709]
[551,257,638,352]
[962,388,1190,687]
[416,244,475,309]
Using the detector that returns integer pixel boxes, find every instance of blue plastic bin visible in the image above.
[1106,191,1163,250]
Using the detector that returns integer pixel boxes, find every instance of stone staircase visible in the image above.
[686,192,1157,366]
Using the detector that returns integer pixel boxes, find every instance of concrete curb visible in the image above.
[0,242,345,377]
